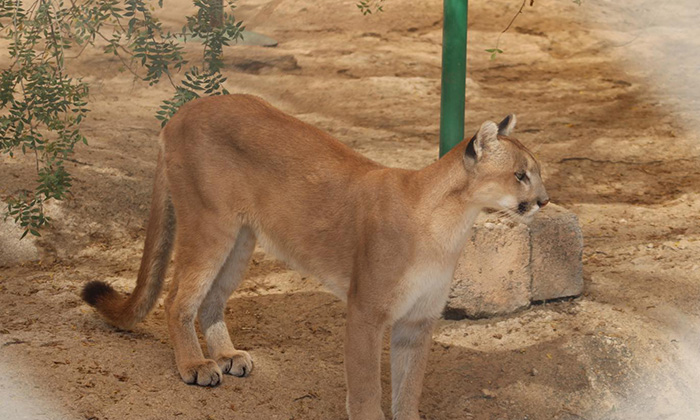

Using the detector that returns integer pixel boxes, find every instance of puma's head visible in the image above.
[464,114,549,222]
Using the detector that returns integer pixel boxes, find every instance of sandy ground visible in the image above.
[2,0,700,419]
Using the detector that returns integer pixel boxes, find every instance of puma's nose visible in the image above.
[537,198,550,208]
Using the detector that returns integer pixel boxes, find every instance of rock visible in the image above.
[230,55,300,75]
[0,218,40,266]
[446,203,583,319]
[238,30,278,47]
[481,388,497,399]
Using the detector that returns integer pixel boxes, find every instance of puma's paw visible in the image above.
[349,407,385,420]
[180,359,223,387]
[217,350,253,377]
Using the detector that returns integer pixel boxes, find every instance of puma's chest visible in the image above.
[391,261,458,322]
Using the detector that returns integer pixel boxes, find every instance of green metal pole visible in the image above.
[439,0,468,157]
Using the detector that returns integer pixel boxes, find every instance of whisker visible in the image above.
[489,208,519,224]
[488,206,531,225]
[489,210,508,217]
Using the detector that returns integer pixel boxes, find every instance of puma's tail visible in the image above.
[82,148,175,330]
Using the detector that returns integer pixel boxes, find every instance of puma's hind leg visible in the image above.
[198,225,256,377]
[165,218,240,387]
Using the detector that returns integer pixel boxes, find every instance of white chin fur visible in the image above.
[525,204,540,218]
[502,204,540,224]
[518,205,541,223]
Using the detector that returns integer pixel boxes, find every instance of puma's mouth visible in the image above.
[484,198,544,224]
[517,201,529,215]
[518,201,545,216]
[497,201,542,224]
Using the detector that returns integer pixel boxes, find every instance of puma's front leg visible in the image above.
[390,318,435,420]
[345,303,387,420]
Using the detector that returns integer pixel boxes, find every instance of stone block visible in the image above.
[447,222,532,319]
[446,203,583,319]
[0,218,40,267]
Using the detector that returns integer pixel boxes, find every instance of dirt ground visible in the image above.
[2,0,700,419]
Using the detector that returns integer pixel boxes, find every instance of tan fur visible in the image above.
[82,94,548,420]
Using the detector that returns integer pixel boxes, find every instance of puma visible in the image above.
[82,94,548,420]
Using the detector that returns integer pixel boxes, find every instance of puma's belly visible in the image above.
[253,229,351,301]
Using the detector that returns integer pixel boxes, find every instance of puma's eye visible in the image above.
[515,171,528,182]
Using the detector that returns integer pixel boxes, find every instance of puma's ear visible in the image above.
[497,114,517,136]
[464,133,477,163]
[473,120,499,160]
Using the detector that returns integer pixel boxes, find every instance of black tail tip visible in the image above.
[81,281,114,307]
